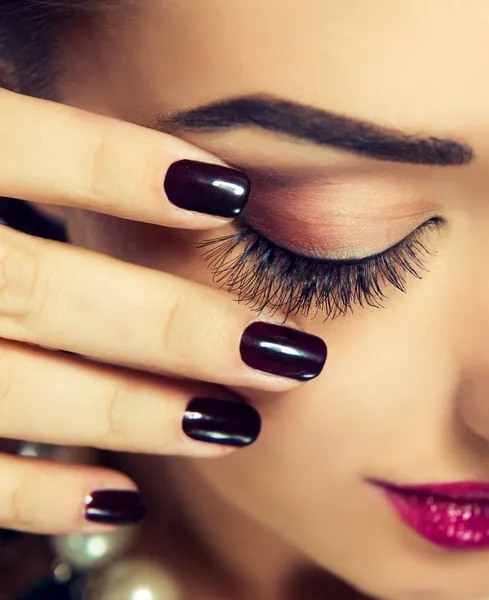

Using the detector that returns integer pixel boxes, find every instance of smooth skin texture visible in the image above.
[0,89,327,533]
[9,0,489,599]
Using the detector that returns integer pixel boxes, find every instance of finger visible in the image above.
[0,454,146,535]
[0,89,250,228]
[0,227,327,391]
[0,340,261,455]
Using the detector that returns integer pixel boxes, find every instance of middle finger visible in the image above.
[0,226,328,391]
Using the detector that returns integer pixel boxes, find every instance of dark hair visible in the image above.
[0,0,113,97]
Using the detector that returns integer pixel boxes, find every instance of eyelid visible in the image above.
[241,173,441,259]
[322,217,441,264]
[237,215,440,263]
[199,217,441,320]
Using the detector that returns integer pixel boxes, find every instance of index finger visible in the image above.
[0,89,250,229]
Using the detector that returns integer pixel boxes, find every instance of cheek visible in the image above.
[188,282,456,562]
[65,208,476,593]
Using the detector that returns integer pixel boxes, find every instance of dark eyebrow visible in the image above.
[163,95,473,166]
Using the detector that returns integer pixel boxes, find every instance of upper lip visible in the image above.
[370,480,489,501]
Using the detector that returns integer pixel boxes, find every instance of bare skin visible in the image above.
[5,1,489,599]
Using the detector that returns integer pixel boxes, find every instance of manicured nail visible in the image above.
[182,398,261,447]
[240,322,327,381]
[85,490,147,526]
[164,159,250,217]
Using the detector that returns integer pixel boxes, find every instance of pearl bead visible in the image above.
[87,559,181,600]
[50,526,138,571]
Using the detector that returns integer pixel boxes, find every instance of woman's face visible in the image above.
[54,1,489,598]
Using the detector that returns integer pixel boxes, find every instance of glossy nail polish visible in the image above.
[183,398,261,447]
[85,490,147,525]
[164,159,250,217]
[240,322,327,381]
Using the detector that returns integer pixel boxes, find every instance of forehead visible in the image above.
[87,0,489,143]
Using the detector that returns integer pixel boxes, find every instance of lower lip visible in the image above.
[376,483,489,550]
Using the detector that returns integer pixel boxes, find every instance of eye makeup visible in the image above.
[199,218,439,320]
[232,171,441,259]
[192,158,444,321]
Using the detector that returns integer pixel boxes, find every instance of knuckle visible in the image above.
[0,236,49,327]
[161,293,186,358]
[7,476,37,532]
[0,349,15,419]
[103,379,136,444]
[85,130,116,208]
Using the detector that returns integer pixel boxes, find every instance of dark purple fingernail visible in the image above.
[240,322,327,381]
[183,398,261,447]
[164,159,250,217]
[85,490,147,526]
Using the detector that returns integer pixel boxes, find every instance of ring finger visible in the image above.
[0,339,262,456]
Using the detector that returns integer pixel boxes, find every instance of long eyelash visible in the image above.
[198,220,438,320]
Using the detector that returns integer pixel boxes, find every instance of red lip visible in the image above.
[370,480,489,550]
[397,481,489,500]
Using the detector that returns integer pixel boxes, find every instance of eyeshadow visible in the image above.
[240,177,436,260]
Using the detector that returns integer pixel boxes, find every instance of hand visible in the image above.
[0,89,327,535]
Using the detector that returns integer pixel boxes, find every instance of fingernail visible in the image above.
[164,159,250,217]
[85,490,147,526]
[240,322,327,381]
[183,398,261,447]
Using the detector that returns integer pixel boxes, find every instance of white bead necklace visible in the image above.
[50,529,181,600]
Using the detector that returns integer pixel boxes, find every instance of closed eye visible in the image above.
[198,217,442,320]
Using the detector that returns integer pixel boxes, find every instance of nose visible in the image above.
[455,292,489,444]
[451,227,489,445]
[457,368,489,443]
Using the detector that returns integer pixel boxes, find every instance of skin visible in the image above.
[21,0,489,598]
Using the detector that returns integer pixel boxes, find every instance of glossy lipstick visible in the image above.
[372,481,489,550]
